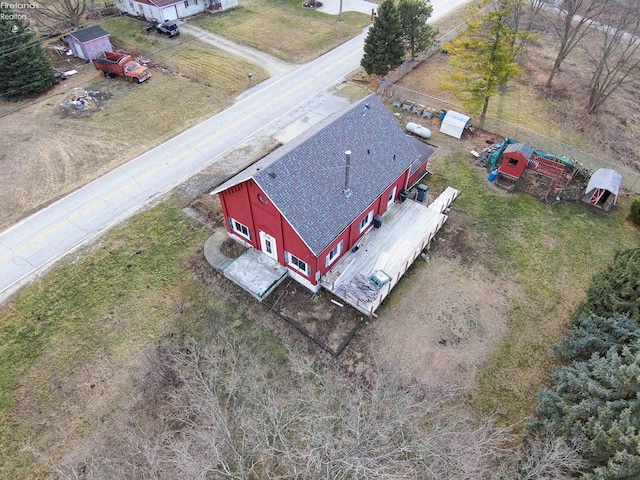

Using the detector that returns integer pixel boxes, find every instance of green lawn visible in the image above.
[0,201,210,478]
[194,0,370,63]
[427,151,639,424]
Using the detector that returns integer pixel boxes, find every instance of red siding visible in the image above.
[408,161,429,186]
[219,182,258,248]
[281,220,317,282]
[246,180,285,262]
[218,168,412,289]
[220,179,318,284]
[317,229,350,277]
[498,152,528,179]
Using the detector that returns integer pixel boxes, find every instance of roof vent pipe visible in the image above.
[343,150,352,198]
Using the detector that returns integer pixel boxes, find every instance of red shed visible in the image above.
[210,95,433,292]
[497,142,533,180]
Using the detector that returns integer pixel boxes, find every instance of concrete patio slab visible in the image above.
[223,248,288,300]
[205,230,288,300]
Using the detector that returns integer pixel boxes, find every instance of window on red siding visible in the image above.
[285,252,309,276]
[325,240,343,268]
[230,218,251,240]
[359,211,374,233]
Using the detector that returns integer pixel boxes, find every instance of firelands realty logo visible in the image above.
[1,2,39,20]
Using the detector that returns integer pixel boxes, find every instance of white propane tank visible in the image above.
[406,122,432,139]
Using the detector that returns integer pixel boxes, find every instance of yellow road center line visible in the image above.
[1,50,359,264]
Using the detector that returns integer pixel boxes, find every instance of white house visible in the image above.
[114,0,238,22]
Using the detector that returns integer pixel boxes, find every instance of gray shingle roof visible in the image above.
[69,25,110,43]
[212,95,421,255]
[504,142,534,160]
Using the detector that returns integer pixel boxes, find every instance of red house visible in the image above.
[210,95,433,292]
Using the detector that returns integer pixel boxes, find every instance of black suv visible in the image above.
[156,21,179,37]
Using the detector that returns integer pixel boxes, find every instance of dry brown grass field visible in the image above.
[397,9,640,175]
[194,0,369,63]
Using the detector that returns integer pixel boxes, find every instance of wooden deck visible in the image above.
[321,187,460,316]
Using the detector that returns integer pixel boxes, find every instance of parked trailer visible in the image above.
[92,51,150,83]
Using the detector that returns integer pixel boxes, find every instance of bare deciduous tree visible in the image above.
[52,328,586,479]
[509,432,586,479]
[546,0,608,87]
[585,0,640,113]
[33,0,90,32]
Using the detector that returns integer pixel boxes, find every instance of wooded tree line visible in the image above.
[55,322,586,479]
[445,0,640,115]
[362,0,640,116]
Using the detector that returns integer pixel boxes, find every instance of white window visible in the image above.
[285,252,309,276]
[230,218,251,240]
[325,240,343,267]
[359,211,374,233]
[387,186,397,209]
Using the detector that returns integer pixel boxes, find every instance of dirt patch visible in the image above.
[219,237,247,258]
[264,281,363,354]
[339,214,521,393]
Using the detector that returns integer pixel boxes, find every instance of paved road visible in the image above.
[0,1,472,302]
[0,31,369,302]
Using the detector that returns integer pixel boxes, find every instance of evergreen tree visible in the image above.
[532,341,640,478]
[582,247,640,321]
[553,313,640,363]
[442,0,524,117]
[361,0,404,76]
[398,0,437,59]
[0,7,56,99]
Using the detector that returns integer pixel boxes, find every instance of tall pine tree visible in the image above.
[532,340,640,478]
[582,247,640,321]
[398,0,437,59]
[361,0,404,77]
[0,7,56,99]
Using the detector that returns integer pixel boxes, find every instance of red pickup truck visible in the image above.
[93,51,150,84]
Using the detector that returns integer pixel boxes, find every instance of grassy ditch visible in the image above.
[427,151,639,424]
[194,0,369,63]
[0,200,210,478]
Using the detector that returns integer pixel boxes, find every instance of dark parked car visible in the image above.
[156,20,179,37]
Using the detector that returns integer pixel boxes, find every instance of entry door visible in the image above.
[259,231,278,262]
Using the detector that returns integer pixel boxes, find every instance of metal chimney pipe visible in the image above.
[343,150,352,198]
